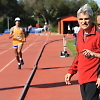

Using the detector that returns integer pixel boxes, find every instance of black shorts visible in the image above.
[80,82,99,100]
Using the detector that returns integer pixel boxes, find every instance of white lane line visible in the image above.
[0,34,35,55]
[0,47,12,55]
[0,58,16,72]
[22,35,42,52]
[0,44,9,48]
[0,36,42,72]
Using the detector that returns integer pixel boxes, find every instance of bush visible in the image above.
[0,20,4,33]
[50,26,58,32]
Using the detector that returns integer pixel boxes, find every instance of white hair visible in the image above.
[77,4,93,17]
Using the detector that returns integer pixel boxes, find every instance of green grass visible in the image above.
[67,40,77,56]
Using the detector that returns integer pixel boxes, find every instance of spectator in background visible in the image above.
[25,25,32,37]
[73,25,80,45]
[67,23,72,35]
[43,22,49,35]
[28,25,32,33]
[65,4,100,100]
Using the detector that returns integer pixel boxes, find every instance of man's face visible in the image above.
[77,13,93,30]
[15,21,20,26]
[97,15,100,28]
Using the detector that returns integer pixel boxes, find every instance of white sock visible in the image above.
[19,58,23,60]
[18,63,21,65]
[64,47,66,51]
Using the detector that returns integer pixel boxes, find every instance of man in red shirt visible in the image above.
[65,4,100,100]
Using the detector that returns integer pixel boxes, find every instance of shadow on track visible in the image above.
[30,80,78,88]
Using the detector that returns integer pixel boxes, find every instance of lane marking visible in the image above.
[0,34,35,55]
[0,44,10,48]
[0,58,16,72]
[0,36,43,72]
[0,47,12,55]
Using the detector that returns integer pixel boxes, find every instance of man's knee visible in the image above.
[18,51,22,55]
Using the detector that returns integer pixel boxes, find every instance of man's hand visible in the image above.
[83,49,94,58]
[96,78,100,88]
[9,35,13,39]
[65,73,72,85]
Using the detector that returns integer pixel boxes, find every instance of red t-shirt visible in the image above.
[68,24,100,84]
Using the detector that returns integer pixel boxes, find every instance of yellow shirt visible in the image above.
[12,26,24,46]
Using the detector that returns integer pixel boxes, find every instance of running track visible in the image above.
[0,33,82,100]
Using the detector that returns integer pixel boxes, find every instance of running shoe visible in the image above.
[60,51,70,57]
[64,51,70,57]
[18,64,21,69]
[65,53,70,57]
[60,51,65,57]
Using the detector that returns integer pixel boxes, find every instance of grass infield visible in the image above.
[67,40,77,56]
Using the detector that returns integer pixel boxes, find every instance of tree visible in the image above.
[21,0,66,27]
[22,0,89,27]
[0,0,26,32]
[0,0,99,32]
[88,0,99,23]
[88,0,99,13]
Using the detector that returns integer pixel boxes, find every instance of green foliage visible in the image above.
[0,0,99,32]
[0,0,21,17]
[88,0,99,13]
[50,26,58,33]
[21,0,99,31]
[0,19,4,33]
[88,0,99,24]
[0,18,7,33]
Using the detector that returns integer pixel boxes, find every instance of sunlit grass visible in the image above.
[67,40,77,56]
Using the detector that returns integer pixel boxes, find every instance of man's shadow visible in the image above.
[30,80,78,88]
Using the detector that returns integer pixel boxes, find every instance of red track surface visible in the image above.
[0,33,82,100]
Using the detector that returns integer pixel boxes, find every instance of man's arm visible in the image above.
[22,28,26,42]
[65,55,78,85]
[9,27,14,39]
[68,55,78,74]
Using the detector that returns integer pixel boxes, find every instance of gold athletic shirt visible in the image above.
[12,27,24,46]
